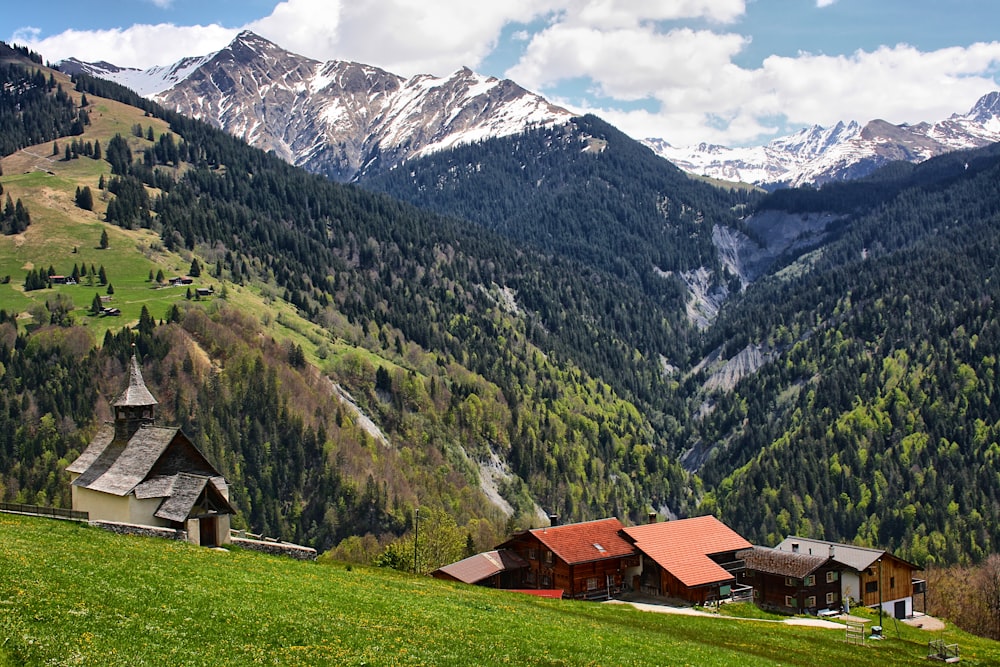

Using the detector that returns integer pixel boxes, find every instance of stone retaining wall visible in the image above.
[91,520,187,541]
[231,536,317,560]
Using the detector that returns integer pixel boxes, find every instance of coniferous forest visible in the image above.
[2,50,1000,580]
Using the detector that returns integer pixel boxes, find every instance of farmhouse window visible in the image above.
[528,548,538,560]
[826,592,837,605]
[525,570,536,584]
[784,576,797,587]
[541,575,551,587]
[826,571,838,583]
[806,596,816,608]
[865,581,879,594]
[804,575,816,587]
[890,576,895,588]
[587,577,600,591]
[544,551,553,565]
[785,596,797,608]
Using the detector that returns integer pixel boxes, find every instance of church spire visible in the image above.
[112,350,157,440]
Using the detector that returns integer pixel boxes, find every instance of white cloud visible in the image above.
[816,0,838,7]
[247,0,560,76]
[148,0,174,8]
[14,23,237,69]
[509,8,1000,147]
[10,1,1000,148]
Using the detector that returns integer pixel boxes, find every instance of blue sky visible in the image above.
[5,1,1000,146]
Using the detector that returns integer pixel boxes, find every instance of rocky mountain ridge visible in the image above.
[645,92,1000,188]
[59,31,573,182]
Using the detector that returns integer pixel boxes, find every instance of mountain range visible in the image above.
[644,92,1000,188]
[60,31,573,182]
[60,31,1000,189]
[6,37,1000,571]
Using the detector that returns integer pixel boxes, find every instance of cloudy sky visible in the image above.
[6,0,1000,146]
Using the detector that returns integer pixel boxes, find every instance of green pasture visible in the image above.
[1,514,996,666]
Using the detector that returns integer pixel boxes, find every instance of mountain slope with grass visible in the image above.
[3,513,997,667]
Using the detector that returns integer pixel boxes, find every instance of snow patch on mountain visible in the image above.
[62,31,574,182]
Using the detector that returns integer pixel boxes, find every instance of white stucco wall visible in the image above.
[72,487,168,528]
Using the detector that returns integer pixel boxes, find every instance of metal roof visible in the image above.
[775,536,888,572]
[433,549,529,585]
[622,515,752,588]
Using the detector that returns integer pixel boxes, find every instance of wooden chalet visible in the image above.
[497,517,640,600]
[66,354,235,547]
[621,515,752,604]
[775,537,923,619]
[738,546,847,615]
[431,549,528,588]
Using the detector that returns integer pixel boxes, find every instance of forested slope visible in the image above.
[1,53,698,557]
[693,144,1000,564]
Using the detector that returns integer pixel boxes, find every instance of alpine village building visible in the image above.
[773,536,924,619]
[738,546,847,615]
[66,354,236,546]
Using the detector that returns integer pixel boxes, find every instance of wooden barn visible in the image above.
[621,515,752,604]
[738,546,847,615]
[431,549,528,588]
[497,517,640,600]
[66,354,235,547]
[775,537,923,619]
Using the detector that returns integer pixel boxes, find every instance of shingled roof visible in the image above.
[622,515,752,587]
[152,473,236,523]
[528,518,635,565]
[113,354,158,407]
[774,536,920,572]
[738,546,832,578]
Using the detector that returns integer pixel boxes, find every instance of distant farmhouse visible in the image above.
[622,514,752,605]
[738,546,848,615]
[66,354,235,547]
[495,517,639,600]
[773,536,924,619]
[435,515,926,619]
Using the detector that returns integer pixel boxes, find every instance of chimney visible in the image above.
[648,512,657,524]
[548,513,559,527]
[829,545,835,558]
[791,542,799,553]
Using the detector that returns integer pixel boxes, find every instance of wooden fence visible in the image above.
[0,502,89,521]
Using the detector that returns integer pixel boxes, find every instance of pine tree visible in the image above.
[98,265,107,285]
[99,229,109,249]
[189,257,201,277]
[90,293,103,315]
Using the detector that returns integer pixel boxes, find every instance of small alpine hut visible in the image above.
[66,353,235,546]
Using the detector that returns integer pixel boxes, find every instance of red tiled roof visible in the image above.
[622,515,752,588]
[529,518,634,565]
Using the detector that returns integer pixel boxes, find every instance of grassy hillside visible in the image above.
[2,514,997,666]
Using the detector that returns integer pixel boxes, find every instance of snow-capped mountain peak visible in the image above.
[61,31,574,181]
[644,92,1000,188]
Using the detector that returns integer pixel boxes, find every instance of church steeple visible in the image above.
[112,352,157,440]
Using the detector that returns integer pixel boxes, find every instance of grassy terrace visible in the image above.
[2,514,997,666]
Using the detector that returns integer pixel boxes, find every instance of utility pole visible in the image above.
[877,557,883,635]
[413,507,420,574]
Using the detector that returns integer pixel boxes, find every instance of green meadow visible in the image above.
[2,514,997,666]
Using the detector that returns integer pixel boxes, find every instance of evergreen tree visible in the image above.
[75,186,93,211]
[90,293,103,315]
[189,257,201,277]
[99,228,109,249]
